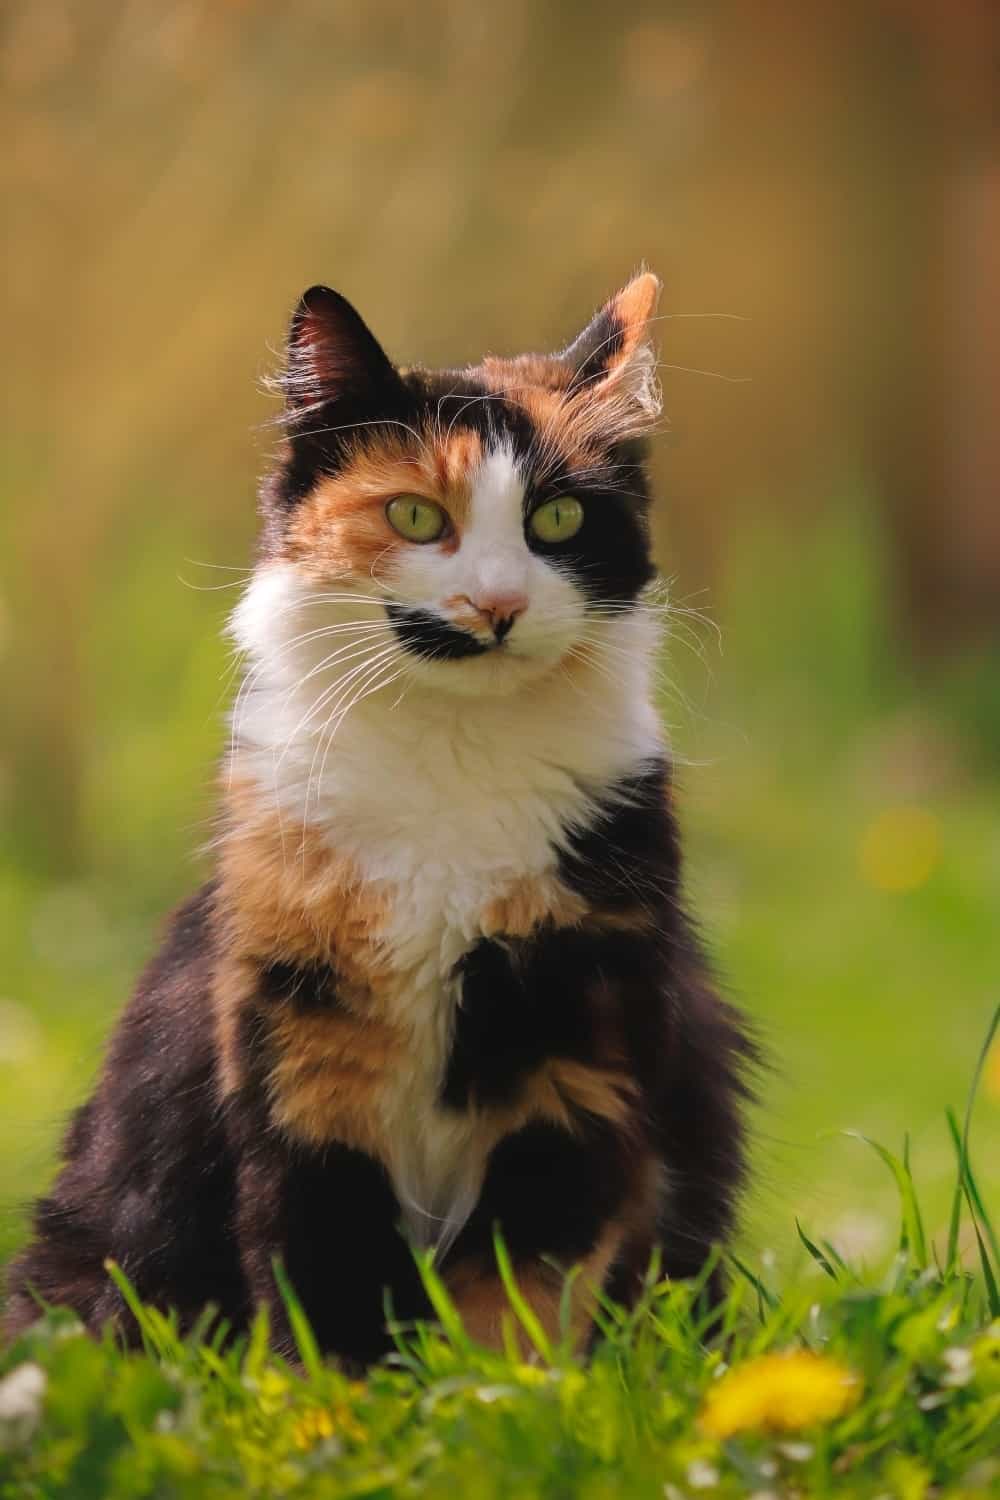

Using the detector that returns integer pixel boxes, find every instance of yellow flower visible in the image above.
[292,1407,335,1450]
[292,1399,368,1450]
[699,1350,860,1439]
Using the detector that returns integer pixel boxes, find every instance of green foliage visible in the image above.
[1,1047,998,1498]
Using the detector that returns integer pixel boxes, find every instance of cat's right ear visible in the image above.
[284,285,401,416]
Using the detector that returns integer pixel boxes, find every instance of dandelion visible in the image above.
[292,1406,335,1449]
[292,1397,367,1451]
[699,1350,860,1439]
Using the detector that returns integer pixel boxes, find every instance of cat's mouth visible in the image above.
[385,604,498,662]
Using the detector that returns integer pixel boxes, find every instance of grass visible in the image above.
[0,1014,997,1498]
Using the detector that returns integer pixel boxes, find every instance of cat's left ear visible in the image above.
[559,271,662,419]
[284,284,402,416]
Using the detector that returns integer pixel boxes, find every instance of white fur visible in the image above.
[229,444,665,1249]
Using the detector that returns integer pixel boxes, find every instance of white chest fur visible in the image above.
[230,565,664,1247]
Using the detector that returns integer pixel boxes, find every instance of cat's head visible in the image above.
[235,274,663,704]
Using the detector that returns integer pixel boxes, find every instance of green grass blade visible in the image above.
[556,1263,583,1349]
[104,1260,165,1360]
[271,1257,323,1379]
[945,1106,965,1274]
[970,1219,1000,1318]
[946,1105,999,1300]
[728,1253,779,1314]
[796,1218,839,1280]
[843,1132,928,1270]
[959,1152,999,1268]
[961,1002,999,1149]
[958,1002,1000,1265]
[819,1237,854,1278]
[493,1227,554,1363]
[243,1305,271,1381]
[412,1248,471,1351]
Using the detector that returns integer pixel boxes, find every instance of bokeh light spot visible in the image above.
[858,806,941,893]
[0,1000,42,1066]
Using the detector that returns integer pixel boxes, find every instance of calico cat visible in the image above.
[5,273,752,1364]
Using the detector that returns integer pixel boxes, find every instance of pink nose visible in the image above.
[474,591,528,641]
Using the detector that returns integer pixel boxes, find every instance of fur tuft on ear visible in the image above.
[284,285,401,418]
[560,271,662,423]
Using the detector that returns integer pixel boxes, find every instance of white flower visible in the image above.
[778,1440,814,1462]
[687,1459,720,1489]
[0,1362,46,1448]
[941,1346,974,1387]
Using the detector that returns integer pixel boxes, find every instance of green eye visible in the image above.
[529,496,584,544]
[385,496,448,543]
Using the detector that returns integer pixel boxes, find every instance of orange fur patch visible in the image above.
[217,779,392,993]
[607,271,661,370]
[479,873,587,939]
[445,1257,565,1353]
[282,429,483,580]
[267,1009,402,1154]
[445,1223,625,1354]
[541,1059,638,1130]
[213,780,398,1129]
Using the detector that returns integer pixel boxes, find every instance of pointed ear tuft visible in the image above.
[560,271,662,420]
[284,285,400,415]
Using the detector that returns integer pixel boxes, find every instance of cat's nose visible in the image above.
[475,591,528,642]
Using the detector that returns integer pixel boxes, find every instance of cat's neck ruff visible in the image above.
[230,565,666,886]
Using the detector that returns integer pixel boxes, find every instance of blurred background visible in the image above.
[1,0,998,1278]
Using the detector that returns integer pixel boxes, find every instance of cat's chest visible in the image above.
[234,676,663,1245]
[306,707,606,971]
[309,722,605,1248]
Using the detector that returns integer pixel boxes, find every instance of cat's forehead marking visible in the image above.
[469,443,524,511]
[461,443,527,551]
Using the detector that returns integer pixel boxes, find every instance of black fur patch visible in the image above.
[557,759,678,911]
[562,307,625,390]
[442,926,652,1110]
[258,957,342,1012]
[449,1117,630,1267]
[385,603,489,661]
[524,445,656,609]
[238,1140,431,1367]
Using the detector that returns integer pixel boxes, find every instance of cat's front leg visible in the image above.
[235,1138,432,1368]
[443,1115,657,1354]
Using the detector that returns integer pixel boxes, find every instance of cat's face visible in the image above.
[237,275,662,704]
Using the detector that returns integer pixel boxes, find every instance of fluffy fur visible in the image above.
[6,273,753,1364]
